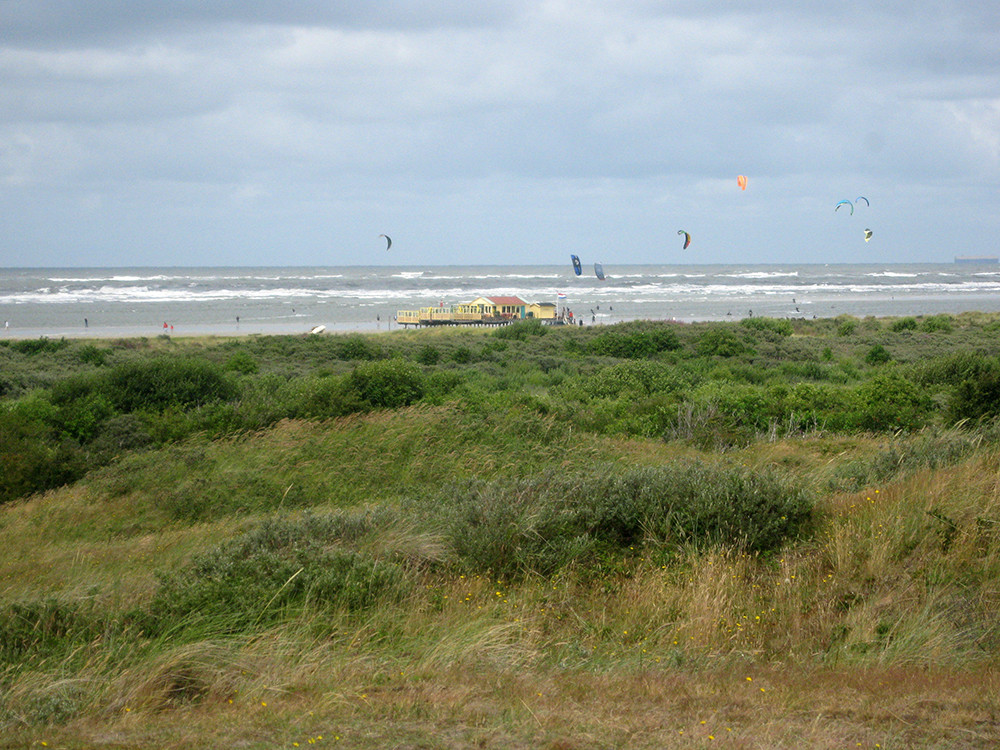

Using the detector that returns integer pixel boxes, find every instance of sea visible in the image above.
[3,263,1000,339]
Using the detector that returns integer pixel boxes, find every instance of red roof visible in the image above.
[487,296,526,306]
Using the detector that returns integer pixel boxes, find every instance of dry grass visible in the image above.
[5,411,1000,746]
[8,647,998,749]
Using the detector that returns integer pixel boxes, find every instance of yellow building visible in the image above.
[464,296,527,319]
[526,302,556,320]
[397,295,536,327]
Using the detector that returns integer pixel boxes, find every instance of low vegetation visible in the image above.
[2,313,1000,747]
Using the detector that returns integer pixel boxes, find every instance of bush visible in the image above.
[9,338,70,356]
[53,391,115,442]
[695,328,751,358]
[917,351,994,386]
[347,359,424,409]
[75,344,108,366]
[493,318,547,340]
[142,512,409,634]
[333,336,382,361]
[88,414,154,455]
[450,346,473,364]
[0,408,87,504]
[828,429,982,492]
[919,315,953,333]
[0,598,105,664]
[290,374,367,420]
[889,317,918,332]
[836,318,858,336]
[433,463,813,578]
[104,358,236,412]
[864,344,892,366]
[853,369,932,431]
[587,325,681,358]
[584,361,690,399]
[416,345,441,365]
[780,382,855,432]
[225,350,259,374]
[741,317,793,337]
[422,370,464,403]
[949,360,1000,422]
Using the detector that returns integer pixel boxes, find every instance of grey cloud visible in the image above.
[0,1,530,46]
[1,1,997,266]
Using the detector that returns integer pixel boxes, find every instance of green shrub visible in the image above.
[53,391,115,442]
[290,374,367,420]
[864,344,892,366]
[778,361,835,381]
[949,360,1000,422]
[853,369,932,431]
[741,317,793,337]
[333,336,382,361]
[224,350,259,374]
[493,318,547,340]
[422,370,464,403]
[104,357,236,412]
[9,338,69,356]
[586,324,681,358]
[836,319,858,336]
[87,414,154,455]
[687,381,773,433]
[695,328,751,358]
[0,408,87,504]
[348,359,424,409]
[828,429,982,492]
[0,598,105,664]
[919,315,953,333]
[584,361,691,399]
[889,317,918,332]
[450,346,473,364]
[75,344,107,366]
[433,463,813,578]
[49,374,116,444]
[416,344,441,365]
[142,512,409,634]
[917,351,994,385]
[780,382,855,432]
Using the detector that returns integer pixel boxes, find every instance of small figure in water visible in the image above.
[84,318,88,328]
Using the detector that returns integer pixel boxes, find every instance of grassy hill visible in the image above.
[2,314,1000,748]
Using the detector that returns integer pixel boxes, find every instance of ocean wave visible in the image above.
[722,271,800,279]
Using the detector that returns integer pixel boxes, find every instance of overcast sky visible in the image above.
[2,1,999,267]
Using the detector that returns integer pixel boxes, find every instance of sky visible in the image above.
[2,1,999,268]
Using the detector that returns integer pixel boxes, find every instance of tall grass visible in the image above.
[4,321,1000,746]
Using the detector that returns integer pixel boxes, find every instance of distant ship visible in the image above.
[954,256,999,264]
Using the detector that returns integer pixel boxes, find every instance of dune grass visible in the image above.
[3,319,1000,747]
